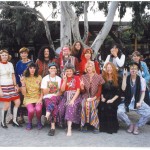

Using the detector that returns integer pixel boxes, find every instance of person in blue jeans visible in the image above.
[117,62,150,135]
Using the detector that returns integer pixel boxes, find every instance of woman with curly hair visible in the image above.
[36,46,59,77]
[0,50,21,128]
[71,41,84,63]
[98,62,121,134]
[20,62,43,130]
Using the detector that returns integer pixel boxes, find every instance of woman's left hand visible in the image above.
[87,97,94,102]
[36,100,42,105]
[68,99,74,106]
[14,85,19,92]
[106,99,114,104]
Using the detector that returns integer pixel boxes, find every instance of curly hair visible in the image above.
[23,62,39,77]
[0,49,12,61]
[102,62,119,87]
[71,41,84,62]
[38,46,55,62]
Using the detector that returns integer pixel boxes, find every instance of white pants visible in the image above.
[117,100,150,127]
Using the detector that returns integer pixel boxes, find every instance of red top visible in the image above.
[61,76,80,91]
[79,51,100,75]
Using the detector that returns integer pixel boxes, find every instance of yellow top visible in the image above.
[23,75,42,105]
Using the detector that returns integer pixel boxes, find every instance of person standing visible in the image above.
[80,61,104,133]
[36,46,59,77]
[79,48,100,76]
[104,43,125,76]
[20,63,43,130]
[0,49,21,128]
[71,41,84,63]
[14,47,32,124]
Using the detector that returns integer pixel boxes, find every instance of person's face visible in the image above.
[111,47,118,55]
[63,48,71,58]
[129,65,138,76]
[132,55,140,63]
[85,52,91,60]
[75,42,81,51]
[44,48,50,58]
[29,67,36,76]
[0,52,9,62]
[65,69,74,77]
[20,52,28,59]
[106,64,113,74]
[49,66,57,75]
[86,64,93,74]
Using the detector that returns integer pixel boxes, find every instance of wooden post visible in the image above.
[134,34,137,51]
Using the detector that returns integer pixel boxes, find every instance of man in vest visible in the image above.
[117,61,150,135]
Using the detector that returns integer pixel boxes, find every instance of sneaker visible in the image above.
[127,124,134,133]
[37,122,43,130]
[48,129,55,136]
[133,125,139,135]
[80,126,88,133]
[26,123,32,130]
[93,127,99,134]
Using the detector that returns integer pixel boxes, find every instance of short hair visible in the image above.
[0,49,12,61]
[132,51,141,57]
[19,47,29,54]
[128,61,140,70]
[85,61,96,73]
[64,63,75,73]
[23,62,39,77]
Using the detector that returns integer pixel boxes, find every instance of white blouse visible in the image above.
[0,62,14,85]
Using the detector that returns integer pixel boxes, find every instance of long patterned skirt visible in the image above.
[0,85,20,102]
[81,98,100,129]
[44,95,62,123]
[58,91,82,124]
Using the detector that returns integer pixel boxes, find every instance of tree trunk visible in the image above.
[60,2,72,48]
[83,2,89,44]
[91,1,119,57]
[65,2,82,42]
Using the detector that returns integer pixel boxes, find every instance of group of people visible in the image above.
[0,41,150,137]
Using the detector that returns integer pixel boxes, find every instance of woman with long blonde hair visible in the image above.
[98,62,121,134]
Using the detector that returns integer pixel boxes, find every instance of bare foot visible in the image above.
[45,112,50,120]
[66,128,72,136]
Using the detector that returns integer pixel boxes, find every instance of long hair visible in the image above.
[38,46,55,62]
[0,49,12,61]
[111,43,122,59]
[71,41,84,62]
[102,62,119,87]
[23,62,39,77]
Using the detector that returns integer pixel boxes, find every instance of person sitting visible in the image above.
[20,63,43,130]
[117,61,150,135]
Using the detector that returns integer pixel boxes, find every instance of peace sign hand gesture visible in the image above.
[19,74,25,85]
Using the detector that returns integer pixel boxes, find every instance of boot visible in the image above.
[12,107,22,127]
[1,110,8,128]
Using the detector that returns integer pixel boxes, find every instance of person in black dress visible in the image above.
[98,62,121,134]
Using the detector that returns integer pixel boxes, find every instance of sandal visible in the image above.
[48,129,55,136]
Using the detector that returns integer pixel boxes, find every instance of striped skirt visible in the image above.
[81,98,100,129]
[0,85,20,102]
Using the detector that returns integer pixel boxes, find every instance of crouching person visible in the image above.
[117,61,150,135]
[41,62,62,136]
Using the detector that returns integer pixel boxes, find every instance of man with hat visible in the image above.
[117,61,150,135]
